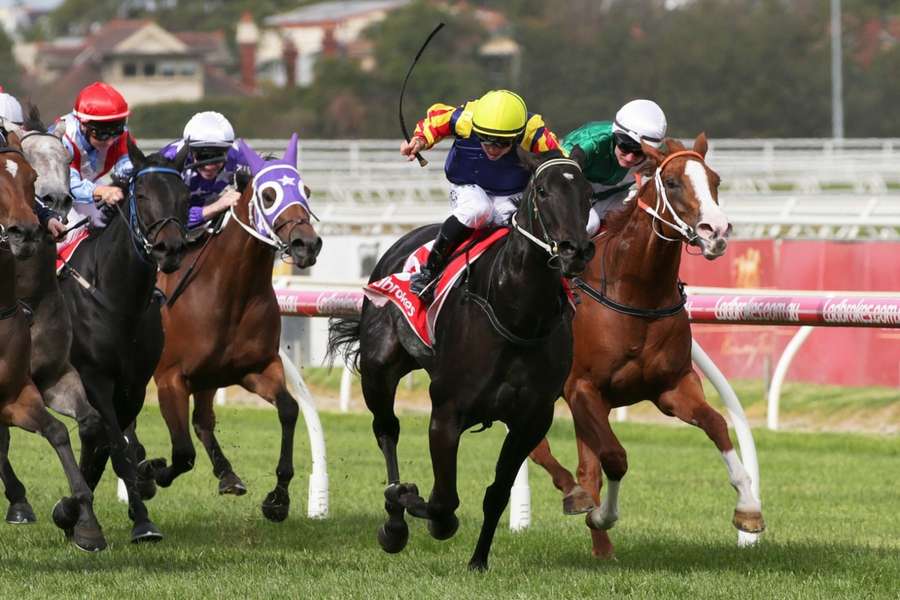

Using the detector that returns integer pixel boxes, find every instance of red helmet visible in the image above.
[73,82,130,122]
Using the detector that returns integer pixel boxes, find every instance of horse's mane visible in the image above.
[23,104,46,133]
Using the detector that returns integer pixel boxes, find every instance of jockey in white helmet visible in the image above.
[562,99,668,236]
[0,92,24,129]
[160,111,248,229]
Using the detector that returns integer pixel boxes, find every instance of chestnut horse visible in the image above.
[328,149,595,570]
[530,134,765,559]
[134,135,322,523]
[0,141,105,551]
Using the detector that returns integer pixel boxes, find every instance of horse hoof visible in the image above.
[218,472,248,496]
[261,490,290,522]
[73,525,107,552]
[131,521,164,544]
[6,501,37,524]
[144,458,171,487]
[427,514,459,541]
[377,522,409,554]
[467,557,488,572]
[733,509,766,534]
[51,497,79,531]
[563,486,595,515]
[585,508,618,531]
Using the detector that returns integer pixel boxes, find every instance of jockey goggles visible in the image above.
[84,120,126,141]
[476,133,516,149]
[613,132,644,155]
[191,146,229,163]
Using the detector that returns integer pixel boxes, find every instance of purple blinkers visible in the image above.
[238,133,310,238]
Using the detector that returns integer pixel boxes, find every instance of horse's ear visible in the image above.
[283,132,299,166]
[693,132,708,157]
[173,141,190,171]
[127,136,146,170]
[568,145,587,171]
[238,138,264,174]
[639,141,665,176]
[516,145,543,172]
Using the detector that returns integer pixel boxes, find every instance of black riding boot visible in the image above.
[410,216,473,302]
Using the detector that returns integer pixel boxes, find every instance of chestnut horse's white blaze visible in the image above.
[684,159,730,244]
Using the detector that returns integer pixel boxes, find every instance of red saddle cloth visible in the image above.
[365,228,510,348]
[55,228,90,274]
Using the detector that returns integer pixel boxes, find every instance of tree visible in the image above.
[0,28,23,95]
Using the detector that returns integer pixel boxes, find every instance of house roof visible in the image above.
[265,0,409,27]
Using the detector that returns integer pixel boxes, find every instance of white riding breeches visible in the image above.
[449,184,522,229]
[586,186,638,236]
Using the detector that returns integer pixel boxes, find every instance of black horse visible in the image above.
[52,140,190,543]
[1,108,105,525]
[328,148,594,570]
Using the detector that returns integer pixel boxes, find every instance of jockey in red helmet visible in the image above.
[50,81,135,232]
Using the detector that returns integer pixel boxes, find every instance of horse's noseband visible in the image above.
[511,157,582,263]
[122,166,187,260]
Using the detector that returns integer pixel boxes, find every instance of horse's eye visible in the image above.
[664,178,680,189]
[537,186,546,197]
[261,188,276,208]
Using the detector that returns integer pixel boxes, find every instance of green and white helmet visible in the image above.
[612,99,667,149]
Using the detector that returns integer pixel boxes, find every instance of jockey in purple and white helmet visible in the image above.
[161,111,249,229]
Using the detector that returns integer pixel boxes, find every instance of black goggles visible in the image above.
[85,121,126,141]
[476,134,515,149]
[613,132,643,155]
[192,147,229,163]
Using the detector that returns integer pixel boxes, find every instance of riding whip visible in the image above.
[399,22,445,167]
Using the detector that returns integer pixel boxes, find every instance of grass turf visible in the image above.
[0,406,897,599]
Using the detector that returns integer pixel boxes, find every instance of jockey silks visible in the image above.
[414,100,561,196]
[161,139,248,228]
[49,113,134,229]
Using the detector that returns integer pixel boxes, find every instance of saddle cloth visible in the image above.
[55,228,90,274]
[364,228,510,348]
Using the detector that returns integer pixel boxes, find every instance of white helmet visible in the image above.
[613,99,667,149]
[183,111,235,147]
[0,93,24,125]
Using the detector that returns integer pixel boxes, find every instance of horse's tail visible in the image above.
[326,316,362,373]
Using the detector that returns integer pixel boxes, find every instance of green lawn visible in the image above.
[0,406,897,599]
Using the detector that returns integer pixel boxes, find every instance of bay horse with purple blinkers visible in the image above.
[132,135,322,522]
[530,134,765,559]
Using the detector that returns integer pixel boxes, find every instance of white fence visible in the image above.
[143,138,900,240]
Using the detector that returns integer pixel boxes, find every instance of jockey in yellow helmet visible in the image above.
[400,89,561,300]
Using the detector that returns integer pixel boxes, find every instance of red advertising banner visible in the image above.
[681,241,900,387]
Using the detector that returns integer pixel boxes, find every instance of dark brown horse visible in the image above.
[530,134,765,559]
[135,136,322,522]
[328,149,594,570]
[0,139,106,551]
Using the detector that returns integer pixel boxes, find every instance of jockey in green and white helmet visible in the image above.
[561,99,667,236]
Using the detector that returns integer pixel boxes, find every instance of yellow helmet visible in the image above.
[471,90,527,142]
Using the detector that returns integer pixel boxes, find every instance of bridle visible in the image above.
[229,163,317,261]
[510,157,582,266]
[464,157,583,346]
[570,150,712,320]
[117,166,187,261]
[635,149,707,244]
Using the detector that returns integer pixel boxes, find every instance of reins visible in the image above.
[463,157,581,346]
[573,149,708,320]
